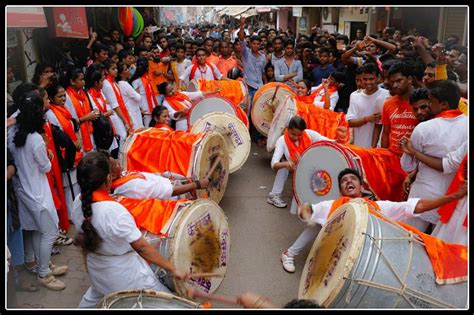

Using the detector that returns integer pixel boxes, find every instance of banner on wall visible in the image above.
[50,7,89,39]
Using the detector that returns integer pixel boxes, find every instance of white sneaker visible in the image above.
[267,195,287,208]
[281,250,295,273]
[37,275,66,291]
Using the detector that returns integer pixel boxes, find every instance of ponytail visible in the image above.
[76,151,110,252]
[14,91,45,147]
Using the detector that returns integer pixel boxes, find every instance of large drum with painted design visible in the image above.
[145,199,230,297]
[251,82,295,136]
[293,141,407,206]
[299,199,467,308]
[120,128,229,203]
[191,112,251,173]
[98,290,202,309]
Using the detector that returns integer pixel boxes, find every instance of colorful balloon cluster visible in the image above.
[118,7,144,38]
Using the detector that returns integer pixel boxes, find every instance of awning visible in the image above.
[7,7,47,28]
[256,6,280,13]
[218,7,253,18]
[241,8,258,18]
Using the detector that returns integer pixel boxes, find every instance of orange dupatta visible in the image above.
[50,104,83,166]
[435,109,464,119]
[106,75,132,128]
[284,129,312,163]
[88,88,117,135]
[328,197,468,284]
[111,172,146,191]
[198,79,244,108]
[66,87,94,152]
[92,190,116,202]
[310,84,337,109]
[154,123,174,131]
[44,122,69,231]
[165,92,192,113]
[438,155,467,227]
[141,74,158,113]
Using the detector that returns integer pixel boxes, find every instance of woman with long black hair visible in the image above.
[72,151,189,308]
[10,91,68,291]
[116,62,144,130]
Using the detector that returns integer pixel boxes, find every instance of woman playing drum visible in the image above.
[71,151,189,308]
[149,106,173,131]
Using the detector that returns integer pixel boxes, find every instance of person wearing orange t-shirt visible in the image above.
[148,47,170,97]
[378,62,418,157]
[216,41,242,79]
[280,168,467,273]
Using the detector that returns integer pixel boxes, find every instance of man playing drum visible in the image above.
[106,152,211,200]
[267,116,348,211]
[280,168,467,273]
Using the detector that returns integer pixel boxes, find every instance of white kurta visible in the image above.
[346,88,390,148]
[431,141,467,245]
[131,78,157,127]
[179,63,223,82]
[162,91,204,131]
[310,85,339,111]
[101,80,128,146]
[118,80,144,129]
[87,91,119,153]
[400,114,467,230]
[10,131,59,230]
[71,195,169,306]
[113,172,174,200]
[65,91,96,150]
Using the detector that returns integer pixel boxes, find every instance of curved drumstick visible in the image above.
[270,85,280,107]
[205,155,223,181]
[186,287,238,306]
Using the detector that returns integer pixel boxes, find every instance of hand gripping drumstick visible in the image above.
[186,287,239,306]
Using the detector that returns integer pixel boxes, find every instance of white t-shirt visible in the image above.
[346,88,390,148]
[179,63,223,82]
[113,172,174,200]
[271,129,334,167]
[310,84,339,111]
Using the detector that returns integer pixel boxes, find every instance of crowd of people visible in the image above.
[6,10,468,309]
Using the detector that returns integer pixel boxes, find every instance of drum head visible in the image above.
[251,83,296,136]
[299,200,368,307]
[99,290,201,309]
[191,112,251,174]
[192,131,229,203]
[169,199,230,296]
[188,96,237,127]
[186,80,199,92]
[266,95,296,152]
[293,141,358,206]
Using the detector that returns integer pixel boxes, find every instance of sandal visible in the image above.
[25,263,38,275]
[15,279,40,292]
[54,235,73,246]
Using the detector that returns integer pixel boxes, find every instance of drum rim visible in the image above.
[191,112,251,174]
[99,289,201,309]
[293,141,356,206]
[192,131,229,203]
[298,200,368,307]
[187,95,237,127]
[266,95,296,152]
[168,199,229,296]
[251,83,296,135]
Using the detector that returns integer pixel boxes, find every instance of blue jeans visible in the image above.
[7,210,24,267]
[247,86,258,117]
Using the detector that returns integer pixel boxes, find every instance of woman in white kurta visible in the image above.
[131,57,159,127]
[117,63,144,129]
[72,151,189,308]
[9,91,65,290]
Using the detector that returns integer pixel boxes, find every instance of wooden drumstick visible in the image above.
[186,287,239,306]
[205,156,223,180]
[190,272,225,278]
[269,85,280,110]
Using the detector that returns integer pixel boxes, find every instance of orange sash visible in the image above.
[329,197,468,284]
[44,122,69,231]
[141,74,158,113]
[189,62,217,81]
[435,109,464,119]
[165,92,192,113]
[310,84,337,109]
[50,104,83,167]
[198,79,244,109]
[91,189,116,202]
[88,88,117,136]
[438,155,467,227]
[66,87,94,152]
[116,197,188,235]
[295,97,349,141]
[125,128,203,177]
[154,123,174,131]
[106,75,132,128]
[111,172,146,190]
[284,129,312,162]
[344,144,407,202]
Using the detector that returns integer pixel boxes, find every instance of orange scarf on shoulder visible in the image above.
[106,75,132,128]
[141,74,158,113]
[154,123,174,131]
[66,87,94,152]
[88,88,117,135]
[310,84,337,109]
[111,172,146,190]
[165,92,192,113]
[328,197,467,285]
[284,129,312,162]
[435,109,463,119]
[92,189,115,202]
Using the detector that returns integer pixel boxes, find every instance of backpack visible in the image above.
[51,124,76,172]
[92,114,114,150]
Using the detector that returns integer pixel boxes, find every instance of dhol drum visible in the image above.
[120,128,229,203]
[267,95,348,152]
[251,82,296,136]
[191,112,251,173]
[293,141,407,206]
[187,96,236,126]
[145,199,230,297]
[299,199,467,308]
[98,290,202,309]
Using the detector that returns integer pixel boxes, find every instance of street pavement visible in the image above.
[13,142,311,309]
